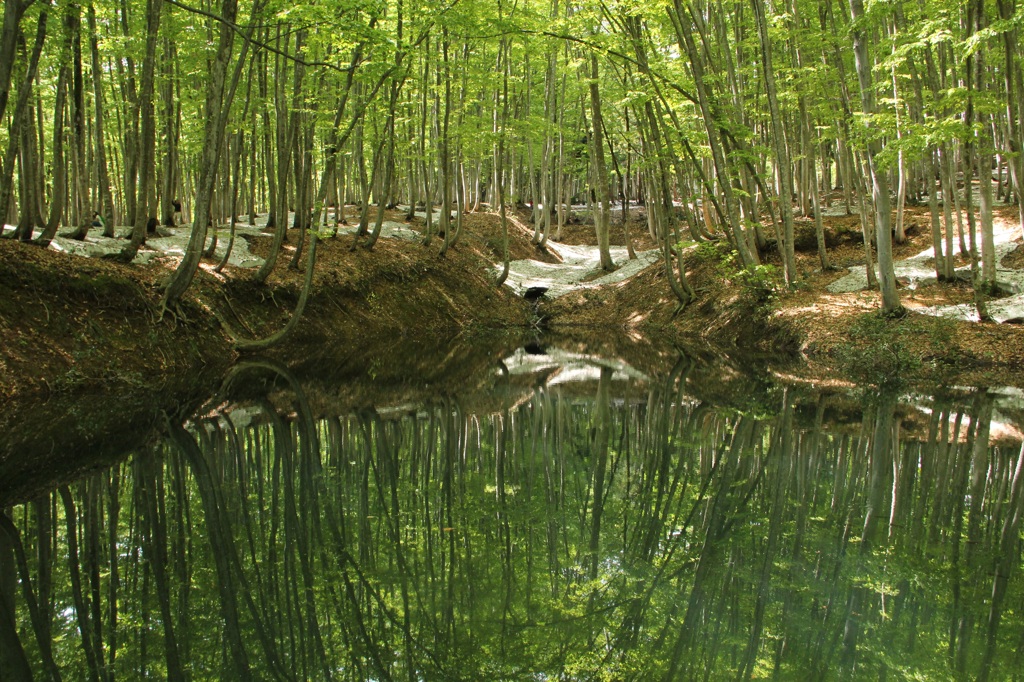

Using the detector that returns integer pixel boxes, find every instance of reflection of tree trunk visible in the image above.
[496,409,514,653]
[83,481,107,682]
[739,392,792,680]
[0,605,30,679]
[978,443,1024,682]
[931,409,963,546]
[373,409,416,682]
[106,470,121,674]
[588,367,613,578]
[227,360,405,680]
[285,387,331,679]
[840,393,896,674]
[631,355,691,562]
[0,511,63,681]
[663,417,755,680]
[442,400,458,638]
[167,423,253,680]
[137,452,186,682]
[952,392,992,673]
[0,515,34,681]
[57,487,104,682]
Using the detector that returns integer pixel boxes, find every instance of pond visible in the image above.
[1,342,1023,680]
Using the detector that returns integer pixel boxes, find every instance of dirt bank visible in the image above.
[540,204,1024,390]
[0,212,544,500]
[0,212,538,403]
[6,201,1024,501]
[6,200,1024,411]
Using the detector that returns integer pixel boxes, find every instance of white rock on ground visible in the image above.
[500,241,661,299]
[825,215,1024,323]
[4,223,267,269]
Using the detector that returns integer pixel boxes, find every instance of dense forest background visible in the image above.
[1,0,1023,315]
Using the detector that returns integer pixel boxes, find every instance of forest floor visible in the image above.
[4,196,1024,408]
[0,207,536,404]
[538,197,1024,390]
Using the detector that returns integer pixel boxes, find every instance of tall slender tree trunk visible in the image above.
[161,0,247,311]
[588,53,614,271]
[670,0,755,266]
[260,45,277,228]
[752,0,796,283]
[438,31,453,256]
[36,64,69,246]
[997,0,1024,237]
[495,38,511,287]
[0,0,34,125]
[89,3,115,235]
[117,0,162,259]
[160,38,178,227]
[0,8,47,234]
[254,24,294,283]
[848,0,901,315]
[964,0,992,320]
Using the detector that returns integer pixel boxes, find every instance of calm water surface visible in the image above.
[2,345,1023,680]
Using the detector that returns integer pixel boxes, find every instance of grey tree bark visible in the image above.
[752,0,796,283]
[588,53,614,271]
[848,0,902,315]
[0,8,47,236]
[161,0,253,312]
[116,0,162,260]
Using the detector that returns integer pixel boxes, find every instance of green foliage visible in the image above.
[692,240,725,265]
[733,262,785,309]
[923,314,957,356]
[694,243,785,312]
[835,313,922,388]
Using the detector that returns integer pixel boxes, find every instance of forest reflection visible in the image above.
[2,353,1023,681]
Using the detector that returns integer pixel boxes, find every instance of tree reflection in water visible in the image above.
[2,354,1023,680]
